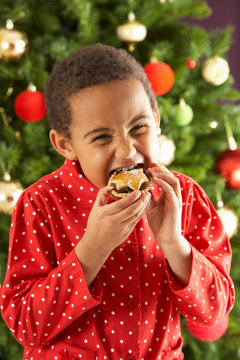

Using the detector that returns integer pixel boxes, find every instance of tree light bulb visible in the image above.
[209,121,218,129]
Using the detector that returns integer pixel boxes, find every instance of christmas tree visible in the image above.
[1,0,240,359]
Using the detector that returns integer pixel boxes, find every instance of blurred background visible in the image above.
[189,0,240,91]
[0,0,240,359]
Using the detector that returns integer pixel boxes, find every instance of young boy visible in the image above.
[1,43,235,360]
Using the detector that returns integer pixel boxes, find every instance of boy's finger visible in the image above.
[151,172,181,200]
[152,178,180,209]
[146,191,158,211]
[117,192,151,222]
[105,190,142,215]
[125,195,151,226]
[149,164,174,177]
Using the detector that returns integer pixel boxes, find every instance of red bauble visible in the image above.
[186,316,228,342]
[186,59,197,69]
[215,148,240,189]
[14,89,46,122]
[144,61,174,96]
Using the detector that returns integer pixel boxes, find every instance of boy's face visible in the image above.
[53,79,160,189]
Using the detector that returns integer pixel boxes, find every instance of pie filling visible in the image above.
[110,180,150,194]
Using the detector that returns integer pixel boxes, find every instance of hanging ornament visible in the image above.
[0,19,28,60]
[116,12,147,52]
[215,148,240,189]
[158,134,176,166]
[186,316,229,342]
[215,116,240,189]
[144,59,174,96]
[14,83,46,122]
[217,206,238,239]
[186,59,197,69]
[215,186,238,239]
[201,55,230,86]
[173,98,193,127]
[0,172,24,215]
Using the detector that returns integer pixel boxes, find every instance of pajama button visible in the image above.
[126,356,136,360]
[127,299,137,308]
[124,244,134,254]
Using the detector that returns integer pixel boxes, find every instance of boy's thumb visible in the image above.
[146,192,155,213]
[95,186,110,207]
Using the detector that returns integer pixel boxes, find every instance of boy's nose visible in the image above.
[115,137,136,159]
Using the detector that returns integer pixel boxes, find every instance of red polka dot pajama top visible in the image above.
[0,160,235,360]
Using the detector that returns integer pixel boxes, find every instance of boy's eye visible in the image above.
[91,124,147,143]
[92,134,111,142]
[131,124,147,132]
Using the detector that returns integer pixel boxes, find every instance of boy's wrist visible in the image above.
[160,235,191,257]
[74,233,111,287]
[160,235,192,287]
[75,232,110,263]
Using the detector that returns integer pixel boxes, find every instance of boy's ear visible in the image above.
[49,129,76,160]
[153,108,160,129]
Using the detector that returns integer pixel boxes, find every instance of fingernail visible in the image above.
[144,192,151,200]
[134,190,141,198]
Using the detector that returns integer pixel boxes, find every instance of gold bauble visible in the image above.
[0,19,28,60]
[216,205,238,239]
[158,134,176,166]
[116,12,147,51]
[201,55,230,86]
[159,0,174,3]
[0,173,24,215]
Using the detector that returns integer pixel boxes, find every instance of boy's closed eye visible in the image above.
[92,134,111,142]
[131,123,148,132]
[92,123,149,143]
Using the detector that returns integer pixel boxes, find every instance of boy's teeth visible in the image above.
[109,164,143,177]
[122,165,135,171]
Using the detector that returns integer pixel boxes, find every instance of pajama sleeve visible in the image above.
[0,189,103,347]
[166,175,235,326]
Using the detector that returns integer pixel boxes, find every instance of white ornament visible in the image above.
[217,205,238,239]
[202,56,230,86]
[158,134,176,166]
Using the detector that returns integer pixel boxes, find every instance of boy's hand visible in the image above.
[84,187,151,255]
[75,187,151,286]
[147,164,182,248]
[146,164,192,286]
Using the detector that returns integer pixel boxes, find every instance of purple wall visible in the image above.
[192,0,240,90]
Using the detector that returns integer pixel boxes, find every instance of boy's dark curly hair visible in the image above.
[44,43,157,139]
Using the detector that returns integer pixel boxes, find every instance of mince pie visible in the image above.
[108,165,152,198]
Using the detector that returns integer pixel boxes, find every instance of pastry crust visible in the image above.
[108,166,152,198]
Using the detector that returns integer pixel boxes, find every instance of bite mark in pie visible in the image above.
[108,165,152,198]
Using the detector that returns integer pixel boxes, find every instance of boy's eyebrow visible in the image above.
[83,128,110,139]
[83,115,150,139]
